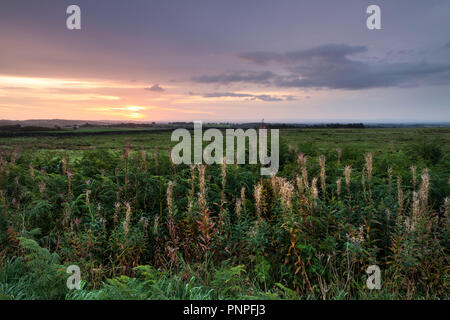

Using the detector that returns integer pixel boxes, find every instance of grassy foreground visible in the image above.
[0,128,448,300]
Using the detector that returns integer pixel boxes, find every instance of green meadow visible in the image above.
[0,127,448,300]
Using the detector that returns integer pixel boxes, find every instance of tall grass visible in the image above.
[0,140,448,300]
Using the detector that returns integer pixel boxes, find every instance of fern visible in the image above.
[0,238,68,300]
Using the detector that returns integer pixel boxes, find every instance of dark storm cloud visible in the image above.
[238,44,368,65]
[145,84,165,92]
[276,61,450,89]
[194,44,450,90]
[202,92,295,102]
[192,71,275,84]
[269,44,450,89]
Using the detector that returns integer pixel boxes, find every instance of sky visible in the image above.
[1,0,450,122]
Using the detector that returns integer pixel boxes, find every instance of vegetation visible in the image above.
[0,128,448,300]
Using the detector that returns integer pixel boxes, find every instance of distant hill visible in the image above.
[0,119,448,130]
[0,119,112,128]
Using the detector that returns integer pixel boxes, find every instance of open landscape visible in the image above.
[2,0,450,306]
[1,125,448,299]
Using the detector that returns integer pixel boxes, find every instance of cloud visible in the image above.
[235,44,450,90]
[192,71,275,84]
[145,84,165,92]
[0,86,31,91]
[275,59,450,90]
[238,44,367,65]
[191,44,450,90]
[202,92,295,102]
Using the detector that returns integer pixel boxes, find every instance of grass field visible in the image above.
[0,127,448,300]
[1,127,449,152]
